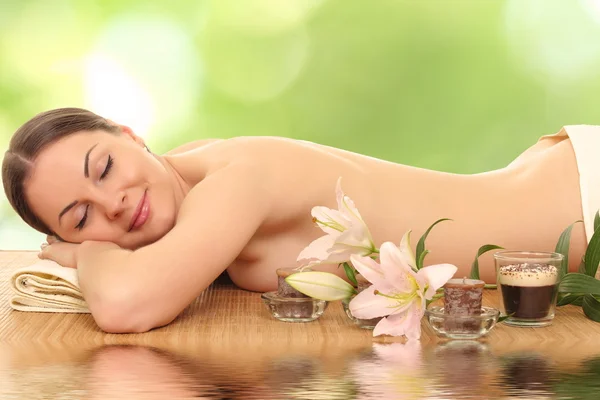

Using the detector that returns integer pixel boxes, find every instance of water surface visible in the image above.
[1,340,599,399]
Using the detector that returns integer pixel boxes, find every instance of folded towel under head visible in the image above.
[10,259,90,313]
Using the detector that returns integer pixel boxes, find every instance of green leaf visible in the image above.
[469,244,504,280]
[571,296,584,307]
[595,210,600,233]
[342,262,358,286]
[417,249,429,271]
[415,218,452,269]
[559,273,600,295]
[498,314,513,323]
[554,220,582,280]
[583,294,600,322]
[285,271,357,301]
[557,293,584,306]
[585,221,600,277]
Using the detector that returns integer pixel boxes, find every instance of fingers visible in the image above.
[38,242,78,269]
[46,235,59,245]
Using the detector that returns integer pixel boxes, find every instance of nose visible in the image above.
[100,190,127,221]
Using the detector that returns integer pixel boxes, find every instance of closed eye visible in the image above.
[100,155,114,180]
[73,155,114,231]
[75,204,89,230]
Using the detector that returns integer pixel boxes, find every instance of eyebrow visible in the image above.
[58,201,78,225]
[84,143,98,178]
[57,143,98,225]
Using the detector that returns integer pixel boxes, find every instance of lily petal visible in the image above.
[319,245,365,265]
[335,224,375,253]
[336,177,371,230]
[285,271,355,301]
[311,206,351,234]
[340,194,365,223]
[349,287,398,319]
[399,230,417,271]
[403,306,426,341]
[373,305,424,339]
[296,235,336,262]
[372,315,404,337]
[417,263,458,299]
[349,254,386,287]
[379,242,415,293]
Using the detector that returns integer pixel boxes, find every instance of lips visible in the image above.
[129,190,150,231]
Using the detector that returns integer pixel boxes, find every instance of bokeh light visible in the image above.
[86,14,202,142]
[504,0,600,84]
[84,53,155,138]
[583,0,600,23]
[1,0,600,249]
[200,18,309,103]
[206,0,325,35]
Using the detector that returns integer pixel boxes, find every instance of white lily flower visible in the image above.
[349,242,457,339]
[297,177,376,265]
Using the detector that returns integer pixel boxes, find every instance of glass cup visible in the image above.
[494,251,563,327]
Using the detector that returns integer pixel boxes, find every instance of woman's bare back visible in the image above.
[165,135,586,290]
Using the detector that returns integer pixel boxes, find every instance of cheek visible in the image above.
[129,159,165,185]
[62,221,119,244]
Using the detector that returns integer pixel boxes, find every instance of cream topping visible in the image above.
[498,263,558,287]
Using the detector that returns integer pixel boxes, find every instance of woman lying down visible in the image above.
[2,108,593,333]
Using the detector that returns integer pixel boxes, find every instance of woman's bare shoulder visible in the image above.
[164,139,224,155]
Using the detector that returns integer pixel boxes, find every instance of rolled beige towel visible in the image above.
[10,259,90,313]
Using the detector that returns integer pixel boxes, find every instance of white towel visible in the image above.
[10,259,90,313]
[540,125,600,243]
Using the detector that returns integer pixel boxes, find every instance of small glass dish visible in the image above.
[261,291,328,322]
[425,306,500,340]
[341,297,381,329]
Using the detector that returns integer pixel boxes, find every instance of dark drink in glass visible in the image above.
[494,252,562,327]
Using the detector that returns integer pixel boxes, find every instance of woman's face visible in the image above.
[25,129,178,249]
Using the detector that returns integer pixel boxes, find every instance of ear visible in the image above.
[107,119,146,148]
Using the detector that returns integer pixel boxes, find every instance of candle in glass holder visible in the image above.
[444,278,485,316]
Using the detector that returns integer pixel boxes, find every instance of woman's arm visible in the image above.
[76,161,270,333]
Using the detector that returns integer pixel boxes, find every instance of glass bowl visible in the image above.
[341,297,381,329]
[425,306,500,340]
[261,291,328,322]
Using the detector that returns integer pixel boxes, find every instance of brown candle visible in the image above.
[274,268,314,319]
[276,268,310,298]
[444,278,485,316]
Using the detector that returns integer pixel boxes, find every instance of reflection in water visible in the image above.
[3,341,600,399]
[432,341,494,399]
[499,353,553,397]
[349,341,426,399]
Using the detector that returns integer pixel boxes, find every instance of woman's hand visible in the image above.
[39,236,80,269]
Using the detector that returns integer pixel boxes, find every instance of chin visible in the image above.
[137,219,175,248]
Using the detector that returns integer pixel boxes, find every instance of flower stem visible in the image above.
[430,293,444,301]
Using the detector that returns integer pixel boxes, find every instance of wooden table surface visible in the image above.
[2,251,600,352]
[3,251,600,399]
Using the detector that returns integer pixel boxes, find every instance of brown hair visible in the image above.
[2,108,120,235]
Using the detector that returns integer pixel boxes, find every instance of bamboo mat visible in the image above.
[2,250,600,353]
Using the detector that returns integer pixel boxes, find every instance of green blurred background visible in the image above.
[2,0,600,249]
